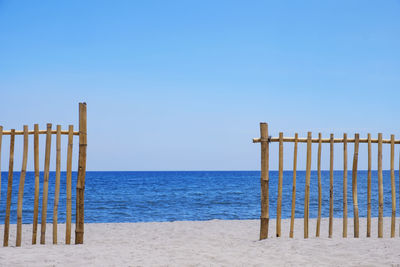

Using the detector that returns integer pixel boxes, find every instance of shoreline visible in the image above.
[1,218,399,266]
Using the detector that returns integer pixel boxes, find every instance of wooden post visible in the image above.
[32,124,40,244]
[367,133,371,237]
[16,125,29,247]
[316,133,322,237]
[3,129,15,247]
[40,123,52,244]
[329,133,334,238]
[53,125,62,244]
[343,133,348,238]
[304,132,312,238]
[0,126,2,204]
[390,134,396,237]
[66,125,74,244]
[289,133,298,238]
[352,133,360,238]
[75,102,87,244]
[277,132,283,237]
[259,123,269,240]
[378,133,383,238]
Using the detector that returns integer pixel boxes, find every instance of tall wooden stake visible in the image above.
[316,133,322,237]
[40,123,52,244]
[304,132,312,238]
[16,125,29,246]
[53,125,62,244]
[0,126,3,204]
[367,133,371,237]
[66,125,74,244]
[352,133,360,238]
[390,134,396,237]
[378,133,383,238]
[3,129,15,247]
[329,133,334,238]
[277,132,283,237]
[75,102,87,244]
[343,133,348,238]
[289,133,298,238]
[32,124,40,244]
[259,123,269,240]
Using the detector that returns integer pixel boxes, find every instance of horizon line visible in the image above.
[0,169,396,172]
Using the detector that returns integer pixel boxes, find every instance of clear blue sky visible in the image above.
[0,0,399,171]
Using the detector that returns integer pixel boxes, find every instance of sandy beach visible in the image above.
[0,217,399,266]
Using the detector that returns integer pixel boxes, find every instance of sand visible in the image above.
[0,218,400,266]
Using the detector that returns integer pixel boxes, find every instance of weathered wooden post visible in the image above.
[352,134,359,238]
[390,135,396,237]
[32,124,40,244]
[277,132,283,237]
[289,133,298,238]
[378,133,383,238]
[40,123,52,244]
[16,125,29,246]
[304,132,312,238]
[53,125,62,244]
[66,125,74,244]
[259,123,269,240]
[329,133,334,238]
[316,133,322,237]
[343,133,348,238]
[0,126,2,203]
[367,133,371,237]
[75,102,87,244]
[3,129,15,247]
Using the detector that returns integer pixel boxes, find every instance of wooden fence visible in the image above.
[0,102,87,246]
[253,122,398,239]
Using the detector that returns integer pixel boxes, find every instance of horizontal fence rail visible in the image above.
[254,122,398,240]
[0,102,87,247]
[1,130,79,135]
[253,137,400,144]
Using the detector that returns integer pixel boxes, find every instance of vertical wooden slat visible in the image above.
[16,125,29,247]
[53,125,62,244]
[3,129,15,247]
[40,123,52,244]
[289,133,298,238]
[66,125,74,244]
[390,134,396,237]
[343,133,348,238]
[367,133,371,237]
[316,133,322,237]
[352,133,360,238]
[75,102,87,244]
[304,132,312,238]
[329,133,334,238]
[277,132,283,237]
[259,123,269,240]
[378,133,383,238]
[32,124,40,244]
[0,126,3,204]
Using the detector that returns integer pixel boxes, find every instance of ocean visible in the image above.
[0,171,398,223]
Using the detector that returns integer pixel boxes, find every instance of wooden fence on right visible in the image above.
[253,122,398,239]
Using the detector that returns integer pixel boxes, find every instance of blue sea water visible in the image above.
[0,171,398,223]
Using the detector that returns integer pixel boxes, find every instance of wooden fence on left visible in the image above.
[0,102,87,246]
